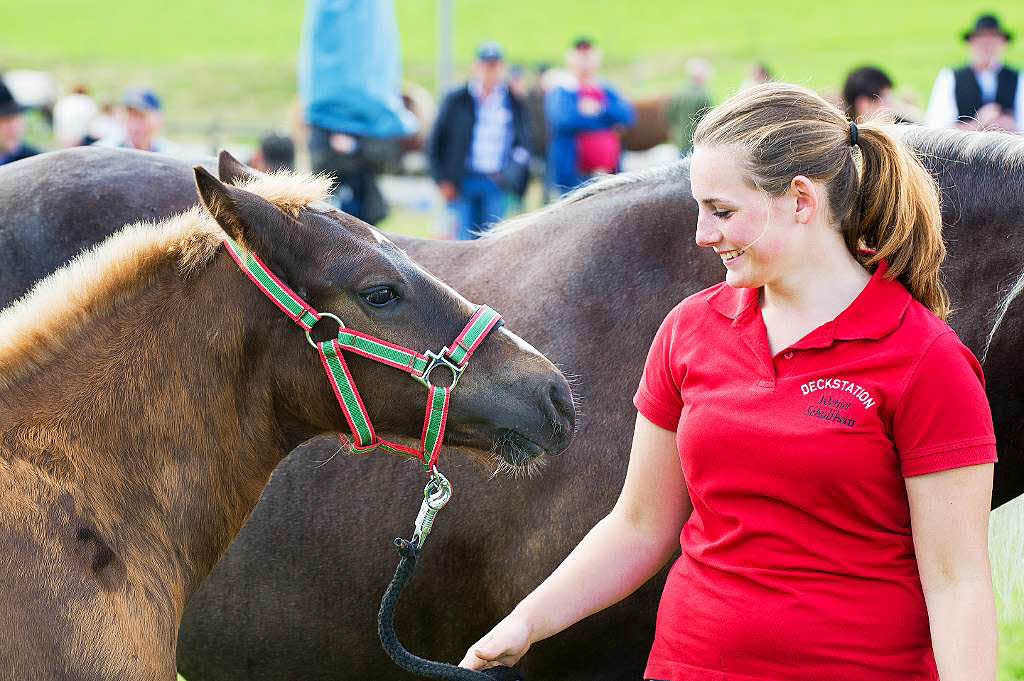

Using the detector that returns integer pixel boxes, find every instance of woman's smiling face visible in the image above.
[690,145,801,289]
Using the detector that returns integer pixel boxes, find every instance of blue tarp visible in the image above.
[298,0,417,138]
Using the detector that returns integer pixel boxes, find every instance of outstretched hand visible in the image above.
[458,616,532,671]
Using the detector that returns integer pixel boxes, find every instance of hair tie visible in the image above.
[849,121,859,146]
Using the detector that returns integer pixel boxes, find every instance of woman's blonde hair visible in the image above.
[692,82,949,319]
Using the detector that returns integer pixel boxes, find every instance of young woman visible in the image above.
[459,83,998,681]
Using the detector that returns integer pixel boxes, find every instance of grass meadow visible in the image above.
[4,1,1024,134]
[6,1,1024,677]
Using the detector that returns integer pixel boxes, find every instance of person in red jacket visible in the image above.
[460,82,998,681]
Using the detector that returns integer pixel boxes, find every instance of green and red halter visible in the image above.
[223,236,502,472]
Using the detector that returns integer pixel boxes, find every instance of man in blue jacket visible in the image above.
[428,43,531,239]
[545,37,634,194]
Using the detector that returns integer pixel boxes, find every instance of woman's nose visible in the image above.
[694,219,721,248]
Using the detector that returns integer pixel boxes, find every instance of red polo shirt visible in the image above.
[633,261,997,681]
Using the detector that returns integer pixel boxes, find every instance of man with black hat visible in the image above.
[0,78,40,166]
[925,13,1022,131]
[427,42,531,239]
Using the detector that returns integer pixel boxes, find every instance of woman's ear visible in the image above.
[790,175,819,225]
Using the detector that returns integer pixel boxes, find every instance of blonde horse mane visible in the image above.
[0,170,332,392]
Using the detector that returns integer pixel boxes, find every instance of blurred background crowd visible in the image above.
[2,4,1021,240]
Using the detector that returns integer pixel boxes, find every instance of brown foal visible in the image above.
[0,163,574,680]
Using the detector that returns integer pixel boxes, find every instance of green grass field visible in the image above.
[6,2,1024,677]
[4,1,1023,132]
[1003,613,1024,681]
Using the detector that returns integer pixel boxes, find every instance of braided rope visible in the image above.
[379,538,524,681]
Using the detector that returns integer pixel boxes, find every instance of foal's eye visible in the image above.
[361,286,399,307]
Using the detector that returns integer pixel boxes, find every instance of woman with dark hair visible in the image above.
[842,65,919,123]
[460,82,997,681]
[842,65,894,120]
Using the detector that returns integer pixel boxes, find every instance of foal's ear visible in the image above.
[193,166,283,248]
[217,149,261,185]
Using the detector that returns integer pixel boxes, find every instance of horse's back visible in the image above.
[0,147,205,308]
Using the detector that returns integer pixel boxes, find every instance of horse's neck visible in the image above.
[1,257,306,601]
[399,182,702,285]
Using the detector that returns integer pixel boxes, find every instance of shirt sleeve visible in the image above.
[924,69,958,128]
[893,330,997,477]
[633,305,686,431]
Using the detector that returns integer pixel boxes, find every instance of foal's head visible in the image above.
[196,154,574,467]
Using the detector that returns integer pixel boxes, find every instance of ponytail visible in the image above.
[846,125,949,318]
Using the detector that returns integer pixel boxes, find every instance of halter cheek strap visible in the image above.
[222,236,502,471]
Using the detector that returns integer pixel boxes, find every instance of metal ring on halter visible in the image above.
[413,347,465,390]
[305,312,346,349]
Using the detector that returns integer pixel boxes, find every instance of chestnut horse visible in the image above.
[0,128,1021,679]
[0,162,573,680]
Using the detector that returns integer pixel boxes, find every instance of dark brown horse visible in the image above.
[619,94,671,151]
[0,162,573,680]
[0,128,1021,680]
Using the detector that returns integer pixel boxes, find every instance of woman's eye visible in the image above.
[362,287,398,307]
[714,210,734,219]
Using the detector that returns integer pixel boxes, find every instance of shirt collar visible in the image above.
[469,79,507,101]
[707,259,912,346]
[973,62,1004,76]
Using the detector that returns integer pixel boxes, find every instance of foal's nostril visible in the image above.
[549,383,573,421]
[542,379,576,451]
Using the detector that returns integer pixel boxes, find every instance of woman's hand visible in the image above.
[458,614,532,670]
[459,414,690,672]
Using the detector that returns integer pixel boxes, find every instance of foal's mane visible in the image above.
[0,171,332,391]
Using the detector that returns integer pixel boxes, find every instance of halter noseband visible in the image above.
[223,236,502,472]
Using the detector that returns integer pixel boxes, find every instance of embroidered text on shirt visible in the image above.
[799,377,876,409]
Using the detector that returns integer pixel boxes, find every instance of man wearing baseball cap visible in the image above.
[0,77,40,166]
[96,87,176,154]
[428,41,532,239]
[120,88,169,152]
[925,13,1022,131]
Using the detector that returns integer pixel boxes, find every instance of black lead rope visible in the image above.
[378,537,525,681]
